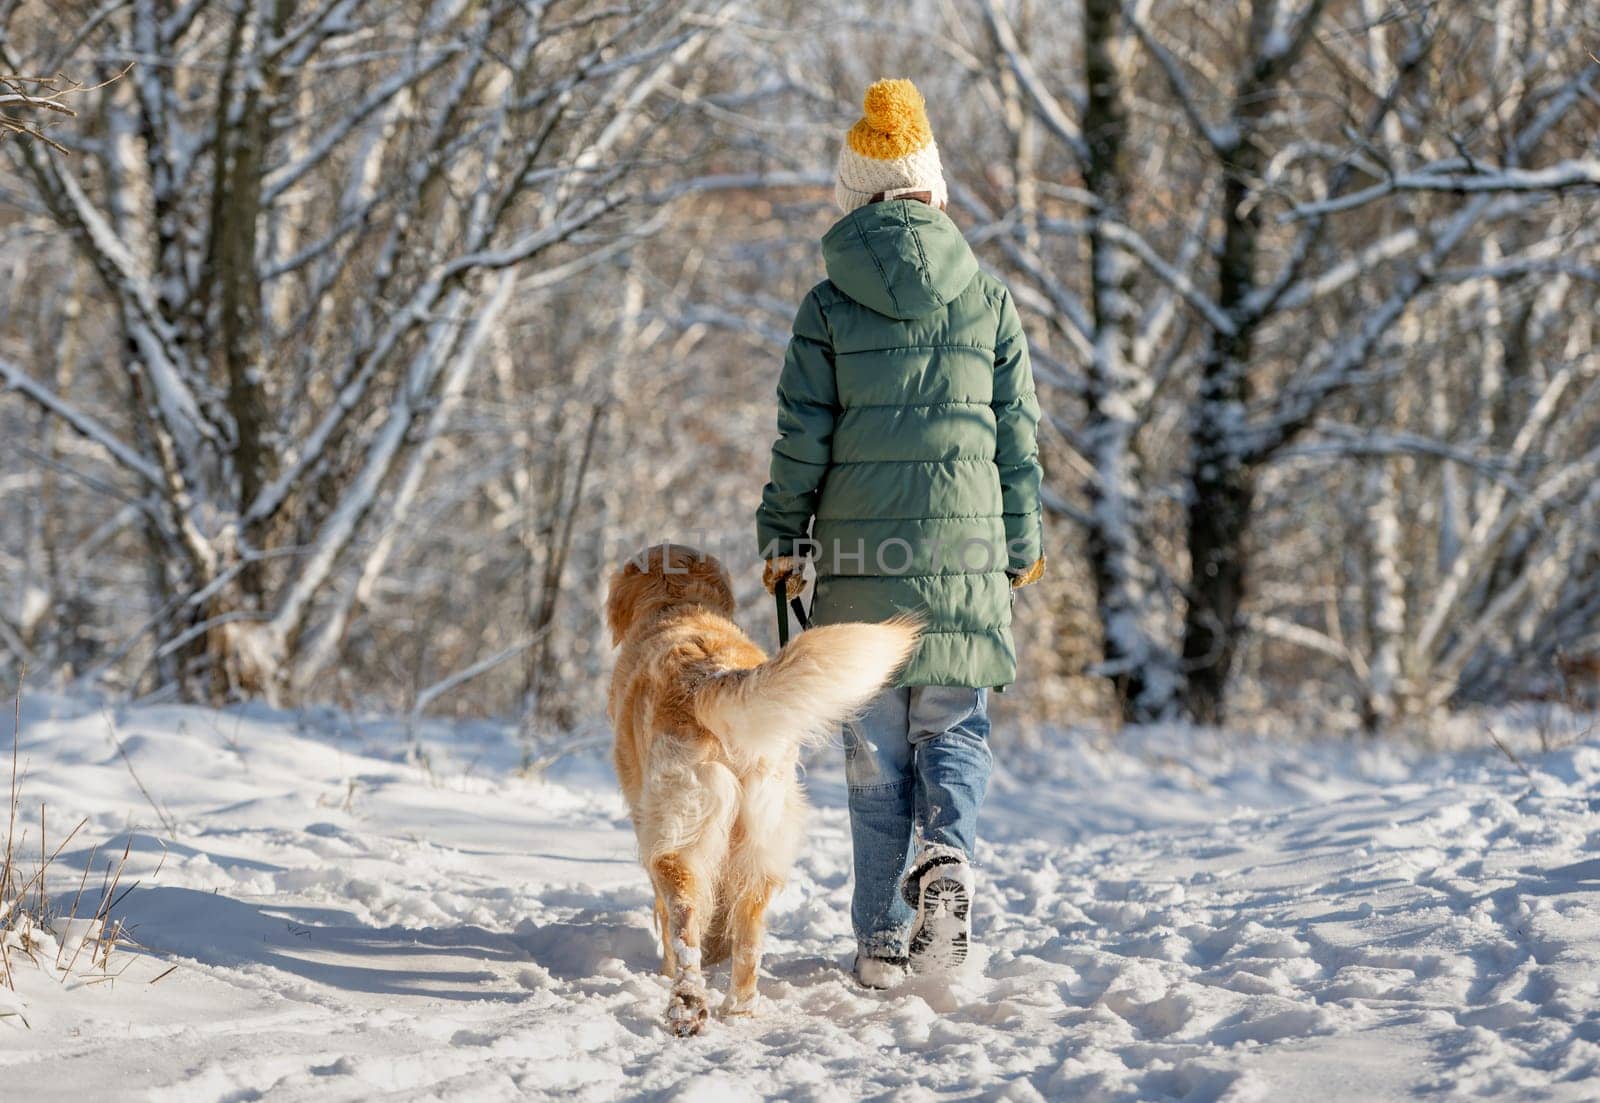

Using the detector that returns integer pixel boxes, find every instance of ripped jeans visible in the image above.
[843,685,992,960]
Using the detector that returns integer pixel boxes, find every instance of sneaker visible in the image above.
[853,954,908,989]
[903,843,973,975]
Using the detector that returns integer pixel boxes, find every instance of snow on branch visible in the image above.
[1271,228,1421,311]
[1250,614,1352,664]
[980,0,1089,164]
[1285,159,1600,221]
[1436,257,1600,286]
[1247,173,1579,462]
[1122,5,1238,155]
[247,192,639,530]
[1410,373,1600,675]
[1257,0,1331,76]
[1096,220,1237,337]
[410,633,543,727]
[27,161,216,469]
[1275,421,1527,491]
[949,185,1094,355]
[262,47,459,205]
[0,63,131,149]
[437,193,632,278]
[1424,453,1600,709]
[1,73,82,151]
[0,358,163,487]
[290,270,518,690]
[1030,213,1237,337]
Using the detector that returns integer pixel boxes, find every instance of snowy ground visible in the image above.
[2,692,1599,1101]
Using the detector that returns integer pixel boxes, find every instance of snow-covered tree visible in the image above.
[1,0,735,702]
[972,0,1599,723]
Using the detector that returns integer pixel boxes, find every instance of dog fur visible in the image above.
[605,543,918,1036]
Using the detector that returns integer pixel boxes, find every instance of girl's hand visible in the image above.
[1007,556,1046,590]
[762,557,807,599]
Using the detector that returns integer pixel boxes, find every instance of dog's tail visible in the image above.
[693,616,921,758]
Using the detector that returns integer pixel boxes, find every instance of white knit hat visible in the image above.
[834,78,948,214]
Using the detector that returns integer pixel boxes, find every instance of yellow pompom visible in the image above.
[863,79,924,132]
[847,78,933,161]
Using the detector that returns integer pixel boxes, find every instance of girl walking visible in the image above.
[757,79,1044,987]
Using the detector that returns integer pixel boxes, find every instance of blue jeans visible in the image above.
[843,685,992,959]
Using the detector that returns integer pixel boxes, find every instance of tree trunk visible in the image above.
[1081,0,1171,721]
[206,0,291,610]
[1182,427,1254,725]
[1181,160,1259,724]
[1362,460,1406,732]
[1177,0,1328,723]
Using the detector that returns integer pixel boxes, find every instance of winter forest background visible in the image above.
[2,0,1597,745]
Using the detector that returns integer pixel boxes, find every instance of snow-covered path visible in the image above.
[3,695,1598,1101]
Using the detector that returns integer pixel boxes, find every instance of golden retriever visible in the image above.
[605,543,917,1036]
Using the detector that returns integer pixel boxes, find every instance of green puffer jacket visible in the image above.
[756,199,1043,688]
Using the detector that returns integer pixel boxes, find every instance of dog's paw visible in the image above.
[721,992,761,1019]
[666,987,709,1037]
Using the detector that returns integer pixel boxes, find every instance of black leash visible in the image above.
[775,586,811,647]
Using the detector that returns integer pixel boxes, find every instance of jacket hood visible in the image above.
[821,200,979,320]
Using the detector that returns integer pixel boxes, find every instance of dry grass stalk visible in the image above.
[2,682,19,991]
[3,686,154,1009]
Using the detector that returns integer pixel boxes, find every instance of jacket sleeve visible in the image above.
[993,287,1043,572]
[756,289,838,559]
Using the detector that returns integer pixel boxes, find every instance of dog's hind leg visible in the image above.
[654,852,714,1037]
[724,768,804,1016]
[643,750,736,1037]
[654,893,675,976]
[726,875,779,1015]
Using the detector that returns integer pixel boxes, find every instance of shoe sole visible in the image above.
[907,875,970,973]
[901,852,964,908]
